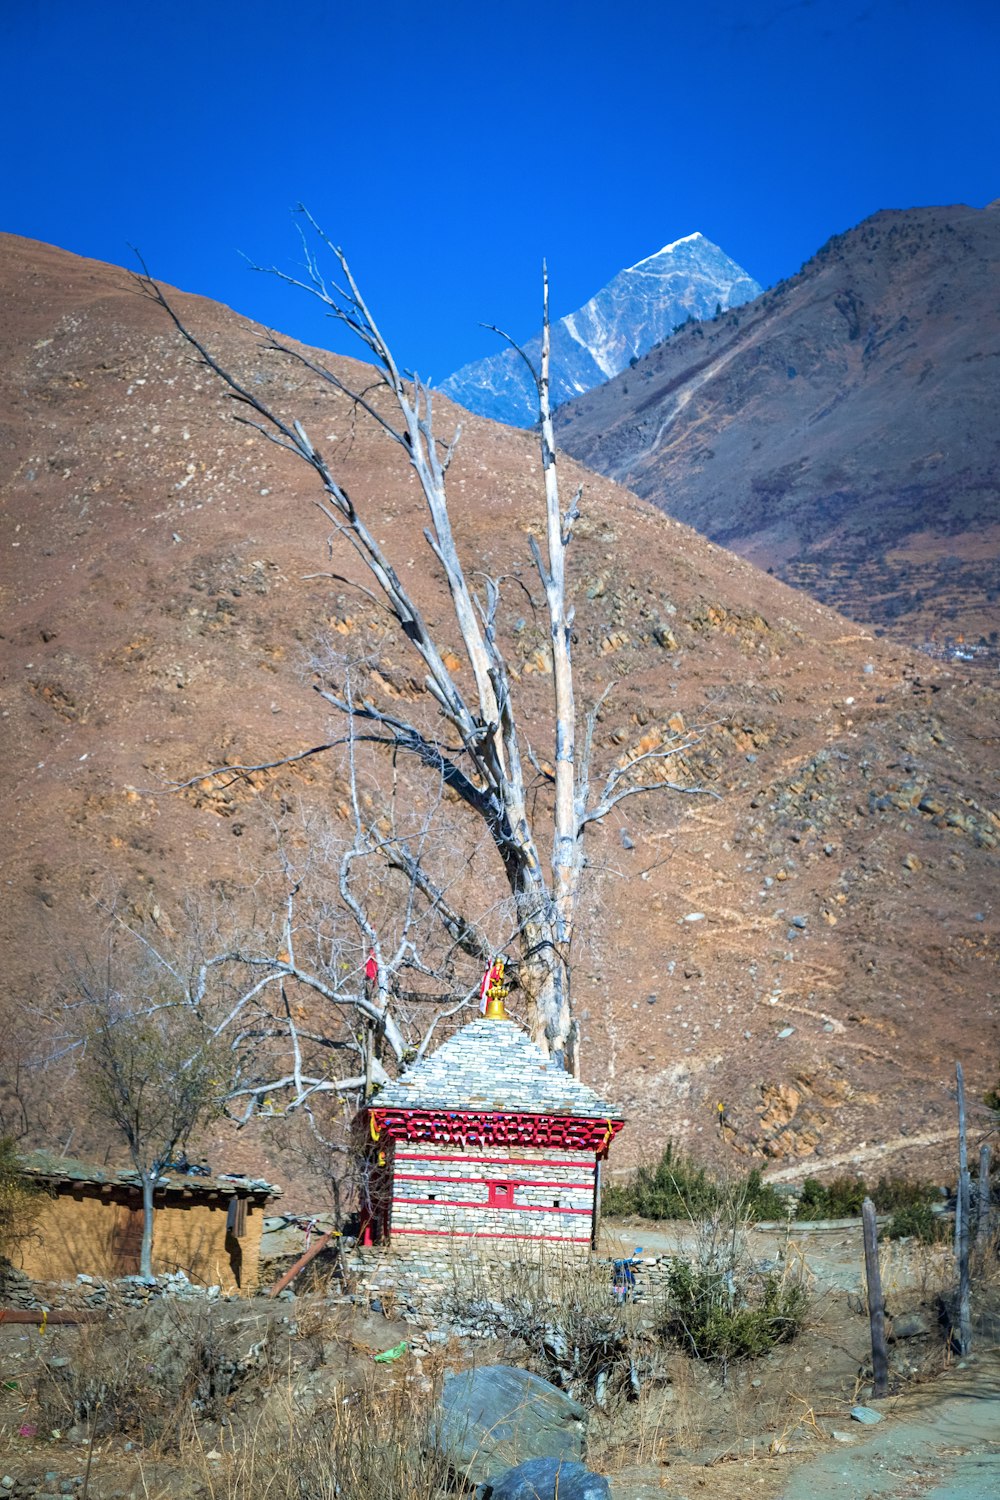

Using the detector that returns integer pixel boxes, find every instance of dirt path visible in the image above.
[778,1356,1000,1500]
[604,1214,999,1500]
[763,1130,959,1184]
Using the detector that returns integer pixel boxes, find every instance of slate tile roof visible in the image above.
[19,1150,281,1200]
[374,1017,622,1118]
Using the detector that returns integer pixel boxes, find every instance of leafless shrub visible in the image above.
[32,1299,283,1442]
[444,1244,647,1407]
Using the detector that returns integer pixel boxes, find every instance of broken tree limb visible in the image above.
[267,1228,339,1297]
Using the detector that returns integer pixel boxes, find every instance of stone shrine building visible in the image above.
[362,1005,624,1250]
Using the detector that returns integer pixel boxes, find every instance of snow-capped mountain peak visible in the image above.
[440,234,761,427]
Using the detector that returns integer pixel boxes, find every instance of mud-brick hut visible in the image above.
[16,1153,280,1294]
[362,1004,624,1251]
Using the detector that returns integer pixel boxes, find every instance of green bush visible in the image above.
[659,1257,809,1368]
[602,1144,788,1224]
[885,1202,949,1244]
[797,1175,866,1218]
[796,1174,939,1220]
[871,1175,940,1212]
[602,1142,720,1220]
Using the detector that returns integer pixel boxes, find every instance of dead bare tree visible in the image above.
[90,739,511,1135]
[140,213,706,1069]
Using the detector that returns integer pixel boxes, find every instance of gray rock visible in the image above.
[889,1311,930,1340]
[480,1457,610,1500]
[435,1365,587,1485]
[850,1404,883,1424]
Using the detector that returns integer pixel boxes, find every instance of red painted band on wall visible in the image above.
[392,1225,592,1244]
[392,1195,591,1215]
[393,1172,595,1190]
[394,1151,596,1171]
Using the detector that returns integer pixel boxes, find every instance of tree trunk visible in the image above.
[139,1172,155,1279]
[513,866,572,1063]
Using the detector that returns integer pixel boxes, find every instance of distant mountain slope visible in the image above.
[1,233,997,1205]
[555,202,1000,656]
[440,234,761,427]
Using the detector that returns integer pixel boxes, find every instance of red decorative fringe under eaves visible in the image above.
[367,1107,624,1156]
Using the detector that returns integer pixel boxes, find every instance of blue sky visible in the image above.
[2,0,997,382]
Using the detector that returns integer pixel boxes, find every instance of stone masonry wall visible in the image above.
[346,1243,679,1327]
[390,1143,597,1247]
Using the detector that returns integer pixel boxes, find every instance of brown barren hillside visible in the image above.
[556,202,1000,659]
[1,234,998,1206]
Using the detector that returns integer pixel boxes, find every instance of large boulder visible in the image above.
[435,1364,587,1485]
[481,1457,611,1500]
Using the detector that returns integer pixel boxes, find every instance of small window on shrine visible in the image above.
[427,1193,437,1202]
[552,1198,562,1208]
[489,1181,515,1207]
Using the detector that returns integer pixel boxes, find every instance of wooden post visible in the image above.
[955,1062,972,1356]
[862,1196,889,1398]
[977,1144,991,1252]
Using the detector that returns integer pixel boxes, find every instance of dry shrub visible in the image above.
[444,1244,647,1406]
[655,1198,810,1384]
[178,1371,450,1500]
[33,1298,283,1442]
[0,1137,43,1276]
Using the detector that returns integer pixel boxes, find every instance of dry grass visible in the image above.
[11,1214,990,1496]
[168,1373,452,1500]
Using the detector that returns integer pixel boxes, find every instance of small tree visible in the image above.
[80,993,224,1278]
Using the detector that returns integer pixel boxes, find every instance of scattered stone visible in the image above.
[850,1404,883,1424]
[790,914,808,929]
[777,1026,795,1039]
[831,1430,857,1443]
[902,852,922,871]
[889,1312,930,1340]
[481,1457,610,1500]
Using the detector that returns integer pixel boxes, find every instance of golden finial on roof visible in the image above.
[481,958,509,1019]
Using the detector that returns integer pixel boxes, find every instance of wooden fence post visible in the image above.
[862,1196,889,1398]
[955,1062,971,1356]
[977,1144,991,1252]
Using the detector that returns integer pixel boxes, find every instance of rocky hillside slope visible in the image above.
[1,234,997,1207]
[440,233,760,426]
[555,202,1000,657]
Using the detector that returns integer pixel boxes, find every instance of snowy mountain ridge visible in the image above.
[440,232,762,427]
